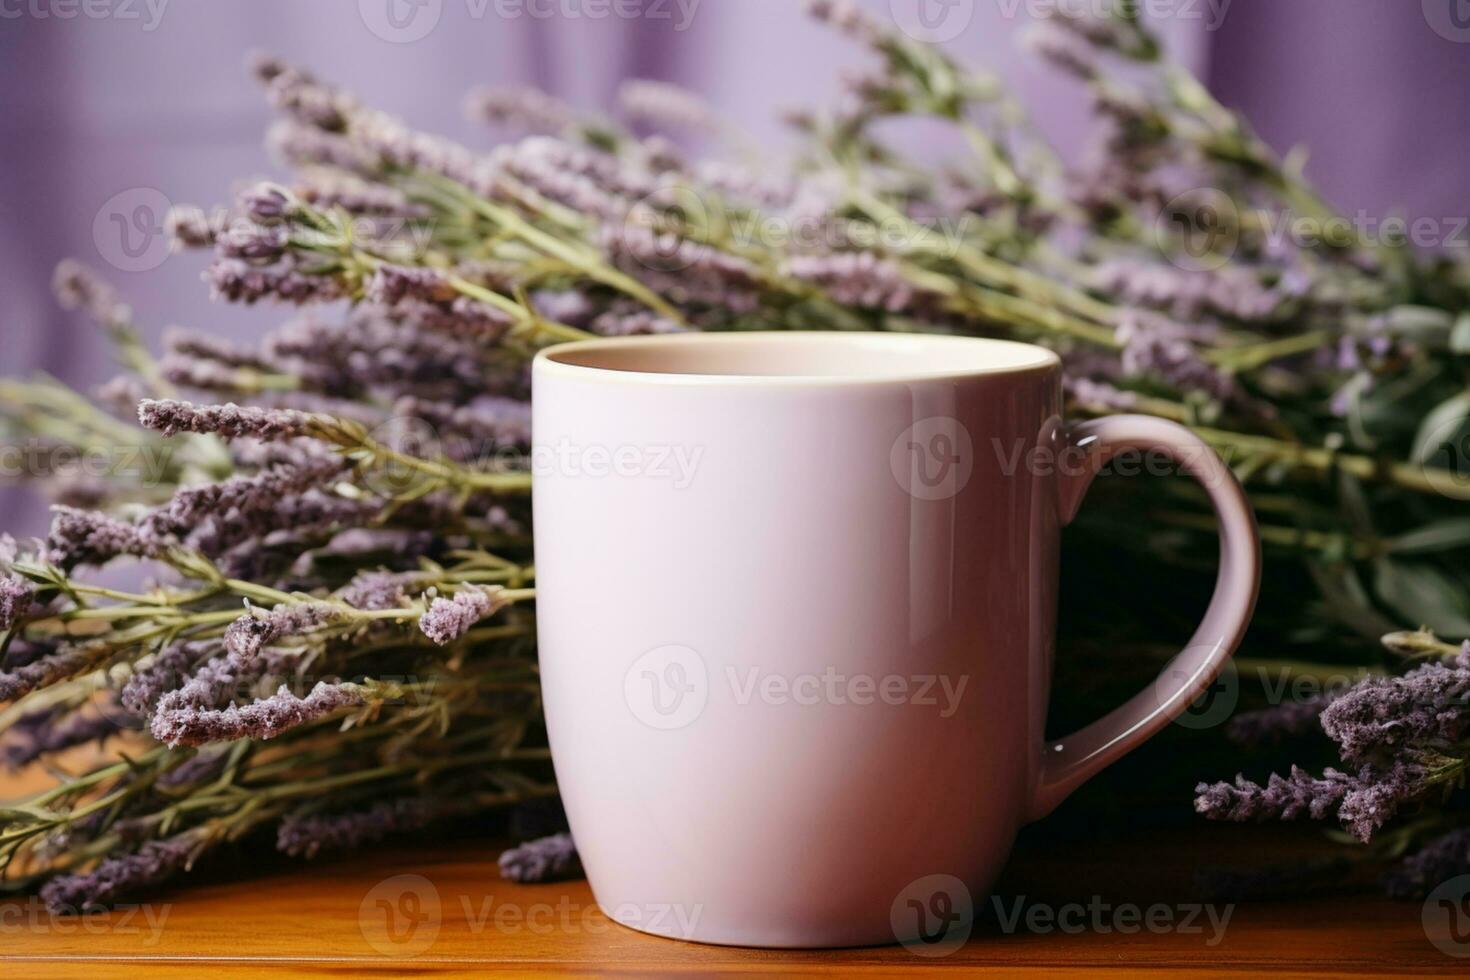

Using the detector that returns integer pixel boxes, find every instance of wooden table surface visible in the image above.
[0,818,1459,977]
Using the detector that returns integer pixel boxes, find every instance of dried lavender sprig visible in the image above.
[0,575,34,631]
[40,833,202,912]
[45,506,159,569]
[618,80,722,135]
[1224,692,1337,747]
[205,256,346,305]
[0,647,93,703]
[1194,761,1435,843]
[498,832,580,883]
[151,680,365,747]
[785,252,937,313]
[1319,655,1470,763]
[2,704,119,770]
[276,798,434,858]
[52,260,130,328]
[419,586,509,646]
[224,602,342,665]
[1384,827,1470,899]
[464,85,578,135]
[138,399,320,441]
[120,642,216,716]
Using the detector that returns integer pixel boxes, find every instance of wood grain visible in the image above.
[0,819,1455,977]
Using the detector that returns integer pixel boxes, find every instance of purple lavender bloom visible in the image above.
[1319,656,1470,762]
[1195,762,1430,843]
[1116,312,1236,400]
[1194,765,1354,824]
[785,252,936,313]
[295,173,425,218]
[205,256,345,305]
[499,832,581,884]
[364,264,455,307]
[52,260,130,327]
[602,224,760,312]
[146,459,345,541]
[165,205,221,249]
[340,570,419,611]
[0,575,33,631]
[618,80,720,134]
[120,642,216,716]
[0,647,91,702]
[40,834,199,912]
[1336,762,1427,843]
[1225,692,1337,746]
[1384,828,1470,899]
[2,703,118,770]
[45,506,157,569]
[590,309,685,337]
[156,748,230,789]
[419,586,507,646]
[276,799,434,858]
[138,398,319,441]
[463,85,577,134]
[151,680,363,747]
[803,0,882,44]
[238,183,295,225]
[224,602,340,664]
[216,222,288,262]
[266,120,378,176]
[94,374,151,417]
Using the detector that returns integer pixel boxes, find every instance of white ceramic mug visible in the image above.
[532,332,1259,949]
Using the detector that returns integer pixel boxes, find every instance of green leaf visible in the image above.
[1411,391,1470,464]
[1387,518,1470,555]
[1373,559,1470,638]
[1451,312,1470,354]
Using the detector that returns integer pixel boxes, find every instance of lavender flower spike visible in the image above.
[419,586,508,645]
[150,681,364,747]
[45,506,157,569]
[499,832,581,884]
[40,835,200,913]
[52,259,130,327]
[0,575,34,631]
[224,602,340,664]
[277,799,434,858]
[138,398,319,440]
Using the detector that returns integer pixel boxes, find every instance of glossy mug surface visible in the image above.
[531,333,1259,949]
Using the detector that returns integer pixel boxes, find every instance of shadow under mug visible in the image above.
[531,332,1260,949]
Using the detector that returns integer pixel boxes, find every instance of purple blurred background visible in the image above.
[2,0,1468,536]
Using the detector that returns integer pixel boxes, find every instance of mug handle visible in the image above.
[1028,415,1261,820]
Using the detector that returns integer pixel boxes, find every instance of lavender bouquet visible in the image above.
[3,1,1469,909]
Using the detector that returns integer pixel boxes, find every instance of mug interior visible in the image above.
[538,332,1058,383]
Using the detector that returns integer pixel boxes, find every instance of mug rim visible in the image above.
[533,331,1061,388]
